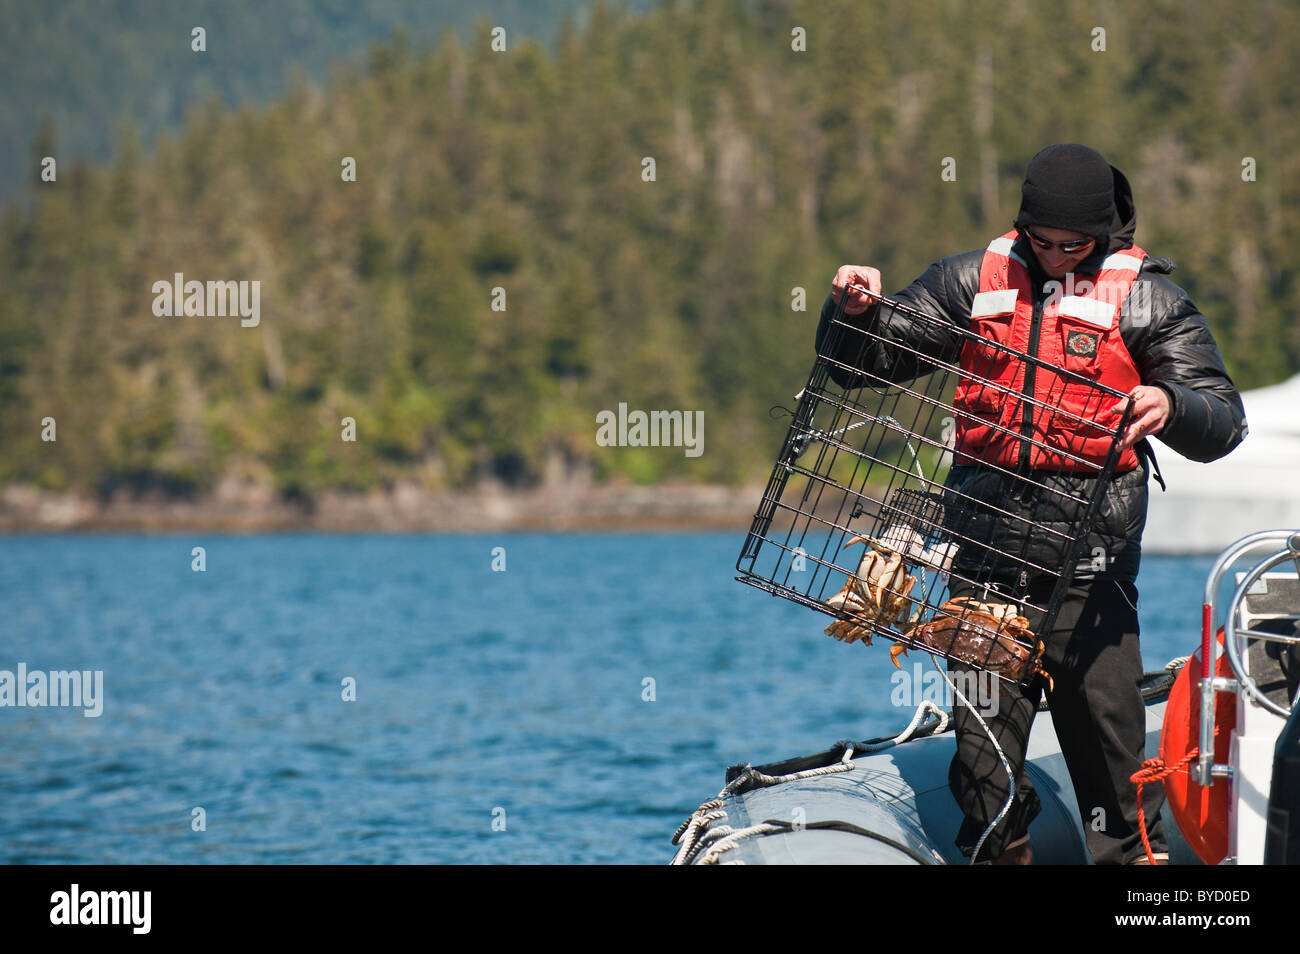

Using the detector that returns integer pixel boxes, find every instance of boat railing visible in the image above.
[1198,530,1300,787]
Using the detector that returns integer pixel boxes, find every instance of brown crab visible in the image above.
[823,536,918,645]
[891,597,1051,686]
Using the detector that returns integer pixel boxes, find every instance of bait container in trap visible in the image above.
[736,287,1137,687]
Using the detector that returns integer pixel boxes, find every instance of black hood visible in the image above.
[1105,164,1137,253]
[1105,163,1174,272]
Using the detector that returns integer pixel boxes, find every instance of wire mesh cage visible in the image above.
[736,287,1137,686]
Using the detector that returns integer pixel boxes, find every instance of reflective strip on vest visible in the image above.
[1101,252,1143,273]
[988,235,1028,267]
[1057,295,1115,328]
[970,289,1018,318]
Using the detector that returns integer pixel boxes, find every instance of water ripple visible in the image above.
[0,535,1214,862]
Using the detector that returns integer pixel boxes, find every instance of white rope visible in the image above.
[926,655,1016,865]
[1113,578,1140,611]
[680,706,952,864]
[696,824,785,865]
[669,743,857,865]
[669,701,954,866]
[732,755,854,790]
[669,802,727,865]
[859,700,948,752]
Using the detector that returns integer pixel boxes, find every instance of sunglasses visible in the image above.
[1020,227,1096,255]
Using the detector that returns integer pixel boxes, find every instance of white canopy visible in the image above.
[1144,374,1300,553]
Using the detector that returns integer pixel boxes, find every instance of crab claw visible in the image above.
[825,579,867,612]
[889,643,909,669]
[855,625,874,646]
[873,551,904,607]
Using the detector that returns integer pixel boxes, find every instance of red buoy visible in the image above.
[1159,625,1236,865]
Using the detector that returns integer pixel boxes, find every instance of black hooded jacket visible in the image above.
[813,165,1246,584]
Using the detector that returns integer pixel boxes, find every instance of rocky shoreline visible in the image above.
[0,480,767,533]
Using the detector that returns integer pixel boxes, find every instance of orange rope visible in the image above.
[1130,749,1199,865]
[1129,724,1221,865]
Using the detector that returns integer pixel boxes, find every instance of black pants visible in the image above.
[946,577,1166,865]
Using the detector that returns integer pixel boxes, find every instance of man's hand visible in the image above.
[831,265,883,315]
[1119,385,1172,450]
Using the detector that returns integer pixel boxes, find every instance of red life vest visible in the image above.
[952,230,1145,474]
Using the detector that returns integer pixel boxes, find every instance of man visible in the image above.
[816,143,1246,864]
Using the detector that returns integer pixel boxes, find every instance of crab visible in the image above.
[823,535,918,645]
[892,596,1051,687]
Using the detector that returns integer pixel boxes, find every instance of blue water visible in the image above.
[0,534,1216,863]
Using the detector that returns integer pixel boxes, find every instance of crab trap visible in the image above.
[736,287,1137,686]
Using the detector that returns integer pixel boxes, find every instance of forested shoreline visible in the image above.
[2,0,1296,524]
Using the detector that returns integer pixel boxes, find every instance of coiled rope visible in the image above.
[670,741,857,865]
[1130,747,1200,866]
[1126,655,1194,865]
[671,701,950,865]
